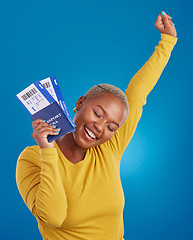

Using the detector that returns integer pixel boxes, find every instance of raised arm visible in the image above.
[126,11,177,107]
[111,12,177,156]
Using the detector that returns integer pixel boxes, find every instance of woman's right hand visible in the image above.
[32,119,60,148]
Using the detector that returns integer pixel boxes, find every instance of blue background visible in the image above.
[1,0,192,239]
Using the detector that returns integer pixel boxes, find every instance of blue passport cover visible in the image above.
[31,101,75,142]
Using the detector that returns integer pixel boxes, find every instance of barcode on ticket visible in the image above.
[42,82,51,89]
[21,88,38,101]
[40,78,58,102]
[16,82,54,115]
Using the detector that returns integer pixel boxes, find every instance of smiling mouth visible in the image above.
[84,126,97,140]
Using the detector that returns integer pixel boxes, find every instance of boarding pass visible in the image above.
[16,80,55,115]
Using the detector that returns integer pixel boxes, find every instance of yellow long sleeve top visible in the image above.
[16,34,177,240]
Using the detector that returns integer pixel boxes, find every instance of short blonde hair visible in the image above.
[84,84,129,120]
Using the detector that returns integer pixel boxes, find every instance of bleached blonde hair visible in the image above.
[84,84,129,120]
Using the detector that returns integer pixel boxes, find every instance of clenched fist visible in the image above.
[155,11,177,37]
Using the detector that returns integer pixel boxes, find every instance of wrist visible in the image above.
[161,33,178,45]
[38,141,55,149]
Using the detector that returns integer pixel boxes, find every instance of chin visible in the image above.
[72,131,92,149]
[73,131,100,149]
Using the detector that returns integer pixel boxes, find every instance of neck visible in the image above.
[56,132,87,164]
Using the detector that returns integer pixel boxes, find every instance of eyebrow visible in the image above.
[96,105,120,127]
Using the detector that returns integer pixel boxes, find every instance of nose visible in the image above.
[94,121,105,132]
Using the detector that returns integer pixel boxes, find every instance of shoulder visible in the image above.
[97,132,122,161]
[18,145,41,167]
[19,145,41,157]
[16,145,42,185]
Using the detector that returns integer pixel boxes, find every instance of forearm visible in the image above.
[115,34,177,154]
[126,33,177,106]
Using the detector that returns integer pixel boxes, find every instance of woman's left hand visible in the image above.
[155,11,177,37]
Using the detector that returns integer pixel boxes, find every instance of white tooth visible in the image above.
[85,127,96,139]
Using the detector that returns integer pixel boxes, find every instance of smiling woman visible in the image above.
[16,12,177,240]
[71,91,127,146]
[56,92,127,164]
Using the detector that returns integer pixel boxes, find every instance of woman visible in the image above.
[16,11,177,240]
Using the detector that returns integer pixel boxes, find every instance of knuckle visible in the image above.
[33,119,41,124]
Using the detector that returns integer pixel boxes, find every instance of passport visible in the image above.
[16,77,76,142]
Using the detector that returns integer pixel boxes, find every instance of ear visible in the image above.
[75,96,85,111]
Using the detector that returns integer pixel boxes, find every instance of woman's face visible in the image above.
[72,92,127,149]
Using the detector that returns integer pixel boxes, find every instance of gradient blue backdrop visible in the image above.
[1,0,192,239]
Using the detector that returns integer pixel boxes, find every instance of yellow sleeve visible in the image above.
[16,146,67,228]
[111,34,177,156]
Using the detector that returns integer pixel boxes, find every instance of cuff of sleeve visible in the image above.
[161,33,178,45]
[40,148,58,163]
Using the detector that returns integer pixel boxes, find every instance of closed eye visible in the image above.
[107,125,114,132]
[94,110,102,119]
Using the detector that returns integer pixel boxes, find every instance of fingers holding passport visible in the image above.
[32,119,61,148]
